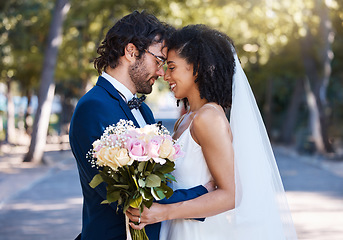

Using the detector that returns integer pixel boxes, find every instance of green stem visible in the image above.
[129,227,149,240]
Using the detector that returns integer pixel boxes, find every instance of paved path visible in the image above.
[0,144,342,240]
[0,147,82,240]
[275,147,343,240]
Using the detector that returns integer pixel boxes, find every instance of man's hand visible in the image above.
[125,203,167,230]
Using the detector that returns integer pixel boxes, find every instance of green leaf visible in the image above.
[145,174,161,187]
[140,188,152,200]
[130,195,143,208]
[138,178,145,188]
[156,161,175,174]
[107,190,121,203]
[138,161,146,172]
[151,188,162,200]
[165,173,176,182]
[89,174,104,188]
[161,182,174,199]
[144,198,154,209]
[155,172,166,181]
[112,184,129,189]
[151,187,166,200]
[101,199,110,204]
[146,161,155,173]
[155,188,166,199]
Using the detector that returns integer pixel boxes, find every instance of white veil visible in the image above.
[229,52,298,239]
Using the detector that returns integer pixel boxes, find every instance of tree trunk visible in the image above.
[24,90,33,135]
[317,1,335,153]
[5,79,16,144]
[303,77,325,152]
[280,78,304,144]
[23,0,70,163]
[299,1,335,154]
[0,112,3,133]
[59,95,74,134]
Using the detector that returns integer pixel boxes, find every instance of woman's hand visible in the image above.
[126,203,168,230]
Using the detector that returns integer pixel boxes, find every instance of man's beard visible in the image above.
[129,58,155,94]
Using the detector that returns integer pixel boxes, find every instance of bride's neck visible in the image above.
[188,95,208,112]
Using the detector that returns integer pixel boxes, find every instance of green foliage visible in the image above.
[1,0,343,147]
[0,0,52,93]
[89,158,175,240]
[89,159,176,209]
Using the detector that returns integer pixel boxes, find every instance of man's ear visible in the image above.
[124,43,139,63]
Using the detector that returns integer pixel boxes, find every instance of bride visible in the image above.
[127,24,297,240]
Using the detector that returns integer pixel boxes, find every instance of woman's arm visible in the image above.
[127,105,235,227]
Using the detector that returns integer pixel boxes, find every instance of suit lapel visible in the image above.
[96,76,140,127]
[140,103,155,125]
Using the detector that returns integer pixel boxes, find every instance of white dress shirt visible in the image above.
[101,72,147,127]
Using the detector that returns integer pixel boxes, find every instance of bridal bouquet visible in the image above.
[88,119,182,240]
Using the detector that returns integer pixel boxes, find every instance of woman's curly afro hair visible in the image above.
[167,24,236,110]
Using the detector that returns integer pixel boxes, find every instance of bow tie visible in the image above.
[127,95,146,110]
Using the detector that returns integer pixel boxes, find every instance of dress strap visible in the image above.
[174,112,188,133]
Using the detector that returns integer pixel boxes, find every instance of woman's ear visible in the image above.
[124,43,138,63]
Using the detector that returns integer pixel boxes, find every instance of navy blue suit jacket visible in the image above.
[69,76,207,240]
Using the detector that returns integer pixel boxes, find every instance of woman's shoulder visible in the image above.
[191,102,232,143]
[195,103,226,123]
[192,103,229,131]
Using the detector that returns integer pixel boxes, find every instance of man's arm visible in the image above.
[158,185,208,204]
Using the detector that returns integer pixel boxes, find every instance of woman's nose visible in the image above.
[164,69,170,82]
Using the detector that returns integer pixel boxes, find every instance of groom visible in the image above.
[69,11,208,240]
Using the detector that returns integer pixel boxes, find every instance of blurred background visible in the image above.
[1,0,342,161]
[0,0,343,239]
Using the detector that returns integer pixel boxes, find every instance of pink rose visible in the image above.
[123,131,140,147]
[92,140,103,158]
[127,138,149,161]
[147,135,163,158]
[126,130,140,138]
[171,144,184,161]
[164,135,173,141]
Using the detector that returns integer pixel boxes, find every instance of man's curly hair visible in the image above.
[167,24,235,110]
[94,10,173,75]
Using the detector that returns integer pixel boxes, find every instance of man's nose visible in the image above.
[157,67,165,77]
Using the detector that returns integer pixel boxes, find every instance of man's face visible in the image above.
[129,41,167,94]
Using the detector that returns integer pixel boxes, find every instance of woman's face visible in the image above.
[164,49,197,99]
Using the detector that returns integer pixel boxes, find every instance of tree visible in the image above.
[1,0,51,142]
[298,0,335,154]
[24,0,70,163]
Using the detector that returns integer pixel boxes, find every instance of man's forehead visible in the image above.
[148,41,167,58]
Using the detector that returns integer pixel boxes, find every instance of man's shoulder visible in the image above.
[78,82,117,104]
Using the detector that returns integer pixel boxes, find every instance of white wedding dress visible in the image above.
[159,52,298,240]
[159,122,234,240]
